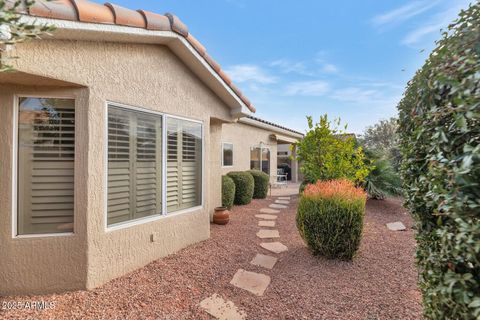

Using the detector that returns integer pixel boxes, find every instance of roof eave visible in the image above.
[18,15,252,116]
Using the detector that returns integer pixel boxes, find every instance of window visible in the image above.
[222,143,233,167]
[17,97,75,235]
[167,118,202,213]
[250,145,270,175]
[107,106,162,226]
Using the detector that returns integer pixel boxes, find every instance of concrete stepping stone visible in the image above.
[275,200,290,204]
[269,204,287,209]
[260,208,280,214]
[256,229,280,239]
[386,221,406,231]
[255,214,277,220]
[277,196,291,200]
[258,220,275,227]
[260,242,288,254]
[250,253,278,269]
[230,269,271,296]
[199,294,246,320]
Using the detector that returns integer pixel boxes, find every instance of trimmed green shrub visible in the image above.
[227,171,254,205]
[248,170,269,199]
[296,179,367,260]
[397,4,480,319]
[222,175,236,209]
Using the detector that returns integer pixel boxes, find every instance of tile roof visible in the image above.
[18,0,256,113]
[247,116,304,136]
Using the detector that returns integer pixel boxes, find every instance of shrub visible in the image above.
[221,175,236,209]
[363,148,402,199]
[248,170,269,199]
[295,114,371,185]
[227,171,254,205]
[397,3,480,319]
[296,179,367,260]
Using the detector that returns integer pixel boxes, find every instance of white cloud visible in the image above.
[321,63,338,73]
[284,80,330,96]
[401,1,471,46]
[372,1,439,28]
[224,64,277,84]
[330,87,379,103]
[269,59,314,76]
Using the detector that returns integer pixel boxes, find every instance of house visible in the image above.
[221,116,303,183]
[0,0,259,294]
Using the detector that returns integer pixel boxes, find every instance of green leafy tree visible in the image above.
[0,0,55,72]
[295,114,371,186]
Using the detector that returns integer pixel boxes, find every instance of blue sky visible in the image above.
[101,0,472,133]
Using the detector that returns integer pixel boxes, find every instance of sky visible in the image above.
[97,0,473,134]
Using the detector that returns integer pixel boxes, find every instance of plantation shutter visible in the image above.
[107,106,162,226]
[17,98,75,235]
[167,118,202,213]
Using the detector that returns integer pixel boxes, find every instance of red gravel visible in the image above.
[0,197,422,319]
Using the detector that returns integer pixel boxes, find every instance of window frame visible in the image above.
[250,144,271,175]
[12,94,77,239]
[104,101,204,232]
[221,142,234,168]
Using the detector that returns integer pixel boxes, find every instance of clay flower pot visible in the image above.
[213,206,230,225]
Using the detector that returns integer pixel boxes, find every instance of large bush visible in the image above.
[397,3,480,319]
[221,175,236,209]
[295,115,371,186]
[296,179,367,260]
[227,171,254,205]
[248,170,269,199]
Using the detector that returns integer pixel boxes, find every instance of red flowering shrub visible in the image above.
[297,179,367,260]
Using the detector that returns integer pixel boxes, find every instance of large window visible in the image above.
[250,145,270,175]
[167,118,202,213]
[222,143,233,167]
[17,97,75,235]
[107,106,163,226]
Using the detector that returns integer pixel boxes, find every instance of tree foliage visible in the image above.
[296,114,371,186]
[397,2,480,319]
[0,0,55,72]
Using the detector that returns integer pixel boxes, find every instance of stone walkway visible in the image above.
[199,196,291,318]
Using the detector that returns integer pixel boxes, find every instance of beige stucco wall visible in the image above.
[220,122,278,181]
[0,39,230,294]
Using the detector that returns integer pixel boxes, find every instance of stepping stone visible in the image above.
[275,200,290,204]
[260,242,288,254]
[260,208,280,214]
[250,253,278,269]
[277,196,291,200]
[230,269,271,296]
[199,294,246,320]
[255,214,277,220]
[258,220,275,227]
[256,229,280,239]
[386,221,406,231]
[269,204,287,209]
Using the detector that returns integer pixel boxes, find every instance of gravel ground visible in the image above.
[0,196,422,320]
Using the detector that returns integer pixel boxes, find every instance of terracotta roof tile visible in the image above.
[29,0,77,21]
[71,0,114,24]
[138,10,171,31]
[105,3,145,28]
[22,0,254,113]
[165,13,189,37]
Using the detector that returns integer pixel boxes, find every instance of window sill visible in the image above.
[13,232,74,239]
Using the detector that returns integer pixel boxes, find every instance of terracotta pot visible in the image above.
[213,206,230,225]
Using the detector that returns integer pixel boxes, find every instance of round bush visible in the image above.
[397,4,480,319]
[296,179,367,260]
[248,170,269,199]
[227,171,254,205]
[222,175,236,209]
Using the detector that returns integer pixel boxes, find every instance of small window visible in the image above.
[17,97,75,235]
[222,143,233,167]
[166,118,202,213]
[107,106,163,226]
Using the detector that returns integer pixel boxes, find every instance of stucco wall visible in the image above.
[221,122,278,181]
[0,39,230,294]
